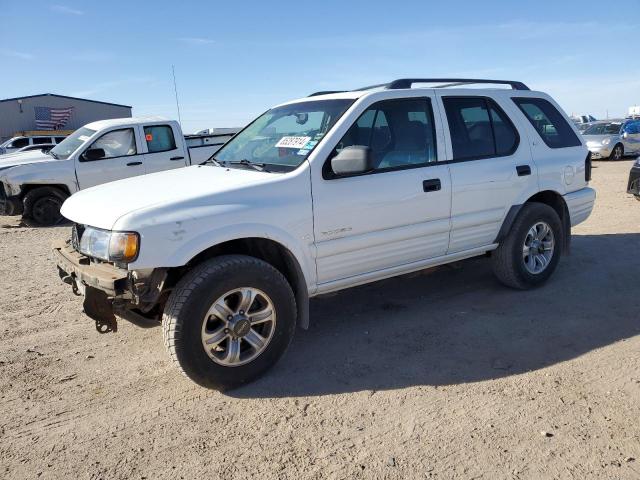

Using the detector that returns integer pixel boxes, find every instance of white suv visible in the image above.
[54,78,596,390]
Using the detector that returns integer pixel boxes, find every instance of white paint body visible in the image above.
[0,117,227,198]
[60,88,596,297]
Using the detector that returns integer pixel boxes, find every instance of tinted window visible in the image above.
[144,125,177,153]
[329,98,437,174]
[443,97,518,160]
[11,138,29,148]
[33,137,51,144]
[513,97,581,148]
[55,136,66,143]
[88,128,137,160]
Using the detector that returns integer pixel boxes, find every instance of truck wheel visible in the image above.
[162,255,296,390]
[609,144,623,161]
[491,203,563,290]
[23,187,68,226]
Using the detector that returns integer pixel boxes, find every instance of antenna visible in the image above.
[171,65,182,125]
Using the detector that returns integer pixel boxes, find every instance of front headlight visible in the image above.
[602,138,611,145]
[78,227,139,263]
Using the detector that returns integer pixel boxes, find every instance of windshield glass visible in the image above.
[50,127,96,159]
[213,99,355,171]
[583,123,621,135]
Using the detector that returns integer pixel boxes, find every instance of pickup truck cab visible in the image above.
[54,78,596,390]
[0,117,235,226]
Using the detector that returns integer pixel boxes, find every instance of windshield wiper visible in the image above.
[48,151,59,159]
[202,155,222,166]
[225,159,269,172]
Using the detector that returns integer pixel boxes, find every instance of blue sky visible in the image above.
[1,0,639,133]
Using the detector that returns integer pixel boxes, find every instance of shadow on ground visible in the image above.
[233,233,640,398]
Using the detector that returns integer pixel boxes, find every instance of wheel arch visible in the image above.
[495,190,571,255]
[175,237,310,329]
[20,183,71,198]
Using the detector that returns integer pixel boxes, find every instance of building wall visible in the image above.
[0,95,132,141]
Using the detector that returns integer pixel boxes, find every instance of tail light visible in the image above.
[585,152,592,182]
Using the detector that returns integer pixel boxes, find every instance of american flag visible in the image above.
[34,106,74,130]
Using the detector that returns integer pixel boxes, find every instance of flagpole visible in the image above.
[172,65,183,127]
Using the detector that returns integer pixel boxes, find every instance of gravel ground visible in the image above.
[1,159,639,480]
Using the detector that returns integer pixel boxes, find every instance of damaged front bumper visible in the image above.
[53,240,167,332]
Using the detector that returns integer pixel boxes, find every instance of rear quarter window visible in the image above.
[513,97,581,148]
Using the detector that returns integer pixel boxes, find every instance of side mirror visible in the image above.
[331,146,373,176]
[83,148,106,161]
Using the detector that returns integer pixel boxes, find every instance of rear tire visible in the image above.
[492,203,563,290]
[162,255,296,390]
[22,187,68,227]
[610,143,623,161]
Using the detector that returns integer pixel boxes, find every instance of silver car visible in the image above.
[582,120,640,160]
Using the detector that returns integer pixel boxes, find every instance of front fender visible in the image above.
[0,162,78,195]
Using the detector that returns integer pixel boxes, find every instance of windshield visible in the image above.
[213,99,355,171]
[583,123,621,135]
[50,127,96,159]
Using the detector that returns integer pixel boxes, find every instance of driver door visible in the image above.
[311,96,452,287]
[75,127,146,189]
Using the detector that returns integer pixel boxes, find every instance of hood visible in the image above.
[60,164,276,230]
[583,134,618,146]
[0,150,56,170]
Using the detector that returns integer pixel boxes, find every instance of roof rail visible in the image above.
[386,78,530,91]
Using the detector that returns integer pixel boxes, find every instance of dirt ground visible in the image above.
[1,159,639,480]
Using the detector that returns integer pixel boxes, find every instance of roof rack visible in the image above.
[308,78,529,96]
[386,78,530,90]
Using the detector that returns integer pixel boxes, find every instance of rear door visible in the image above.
[141,124,187,173]
[311,95,452,286]
[75,127,145,189]
[438,94,536,253]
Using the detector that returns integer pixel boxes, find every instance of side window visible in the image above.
[55,136,66,143]
[329,98,437,175]
[489,102,518,155]
[443,97,518,160]
[33,137,51,144]
[12,138,29,148]
[88,128,137,160]
[513,97,581,148]
[144,125,177,153]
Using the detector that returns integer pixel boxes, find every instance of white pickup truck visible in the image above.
[54,78,596,390]
[0,117,236,226]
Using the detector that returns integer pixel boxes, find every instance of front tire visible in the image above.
[492,203,563,289]
[162,255,296,390]
[22,187,68,226]
[610,143,623,161]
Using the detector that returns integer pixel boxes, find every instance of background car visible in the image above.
[582,120,640,160]
[0,134,67,155]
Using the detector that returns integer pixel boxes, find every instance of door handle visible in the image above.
[422,179,441,192]
[170,156,185,161]
[127,161,142,166]
[516,165,531,176]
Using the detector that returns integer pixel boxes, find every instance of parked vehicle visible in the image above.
[54,78,596,390]
[582,120,640,160]
[0,117,236,226]
[0,143,56,157]
[627,157,640,201]
[0,134,66,155]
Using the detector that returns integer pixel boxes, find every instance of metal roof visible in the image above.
[0,93,132,109]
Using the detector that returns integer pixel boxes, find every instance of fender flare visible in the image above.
[494,199,571,255]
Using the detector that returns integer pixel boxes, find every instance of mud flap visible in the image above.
[83,286,118,333]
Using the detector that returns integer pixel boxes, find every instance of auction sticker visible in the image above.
[275,136,311,149]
